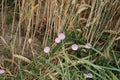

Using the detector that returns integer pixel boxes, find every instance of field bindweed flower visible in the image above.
[58,33,66,40]
[85,43,92,49]
[71,44,78,51]
[0,69,5,74]
[84,73,93,78]
[55,37,61,43]
[44,46,50,53]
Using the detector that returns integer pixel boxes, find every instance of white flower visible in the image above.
[84,73,93,78]
[55,37,61,43]
[0,69,5,74]
[85,43,92,49]
[58,33,66,40]
[44,46,50,53]
[72,44,78,51]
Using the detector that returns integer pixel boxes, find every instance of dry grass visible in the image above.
[0,0,120,79]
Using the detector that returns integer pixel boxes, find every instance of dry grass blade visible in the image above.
[116,37,120,40]
[77,4,91,14]
[0,36,9,49]
[0,0,120,79]
[13,54,31,63]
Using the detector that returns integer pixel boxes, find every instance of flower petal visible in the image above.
[85,43,92,49]
[0,69,5,74]
[44,46,50,53]
[72,44,78,51]
[84,73,93,78]
[58,33,65,40]
[55,37,61,43]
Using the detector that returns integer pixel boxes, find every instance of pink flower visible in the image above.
[71,44,78,51]
[55,37,61,43]
[84,73,93,78]
[44,46,50,53]
[0,69,5,74]
[85,43,92,49]
[58,33,65,40]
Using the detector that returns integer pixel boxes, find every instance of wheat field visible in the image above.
[0,0,120,80]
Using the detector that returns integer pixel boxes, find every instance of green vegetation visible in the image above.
[0,0,120,80]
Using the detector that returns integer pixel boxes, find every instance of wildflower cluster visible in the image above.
[43,33,66,53]
[43,33,92,53]
[55,33,65,43]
